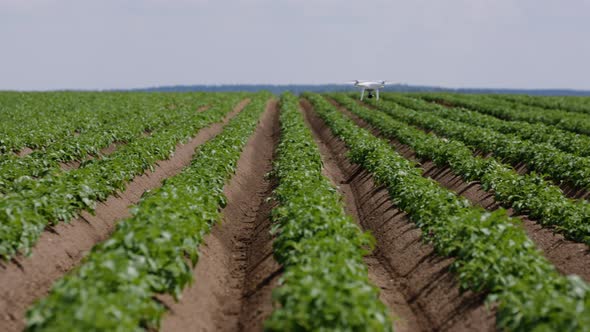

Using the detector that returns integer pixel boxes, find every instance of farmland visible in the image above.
[0,91,589,331]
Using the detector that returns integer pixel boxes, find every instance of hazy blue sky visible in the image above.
[1,0,589,90]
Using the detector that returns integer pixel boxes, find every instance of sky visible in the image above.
[1,0,589,90]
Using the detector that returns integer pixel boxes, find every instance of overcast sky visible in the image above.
[1,0,589,90]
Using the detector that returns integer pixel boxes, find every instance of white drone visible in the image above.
[350,80,388,100]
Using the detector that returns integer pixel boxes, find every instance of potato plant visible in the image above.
[265,93,392,331]
[306,93,590,331]
[25,93,270,331]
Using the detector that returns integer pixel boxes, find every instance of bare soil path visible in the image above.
[301,99,496,332]
[16,147,34,157]
[160,99,281,332]
[0,99,250,332]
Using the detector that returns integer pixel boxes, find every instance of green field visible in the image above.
[1,91,589,331]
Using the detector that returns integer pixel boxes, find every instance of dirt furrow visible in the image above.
[16,147,34,157]
[0,99,251,332]
[197,105,210,113]
[301,99,495,331]
[99,141,124,156]
[561,185,590,200]
[336,100,590,281]
[59,141,125,170]
[160,99,281,332]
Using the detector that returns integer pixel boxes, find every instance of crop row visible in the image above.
[306,93,590,331]
[333,94,590,245]
[381,94,590,157]
[0,92,174,155]
[265,93,391,331]
[0,93,213,195]
[0,92,90,154]
[25,93,270,331]
[416,92,590,136]
[374,95,590,191]
[492,94,590,115]
[0,93,245,260]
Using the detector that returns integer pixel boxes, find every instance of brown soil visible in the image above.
[301,99,496,331]
[160,99,281,332]
[333,99,590,281]
[512,161,530,175]
[0,99,251,332]
[16,147,34,157]
[99,141,123,155]
[560,185,590,200]
[59,160,82,170]
[197,105,210,113]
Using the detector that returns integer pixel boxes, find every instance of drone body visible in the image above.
[351,80,388,100]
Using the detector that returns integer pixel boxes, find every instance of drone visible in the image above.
[349,80,388,101]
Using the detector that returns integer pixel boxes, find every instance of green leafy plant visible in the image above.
[0,93,246,259]
[331,93,590,245]
[25,93,271,331]
[374,94,590,191]
[416,91,590,135]
[264,93,392,331]
[400,93,590,157]
[306,92,590,332]
[491,93,590,116]
[0,92,212,195]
